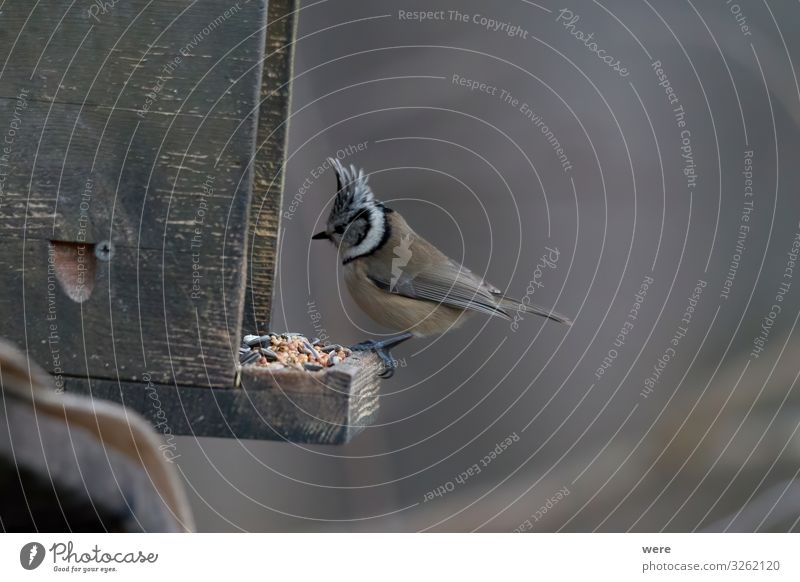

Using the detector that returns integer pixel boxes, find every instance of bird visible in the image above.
[312,159,571,376]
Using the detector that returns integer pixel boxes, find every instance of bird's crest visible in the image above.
[328,157,375,216]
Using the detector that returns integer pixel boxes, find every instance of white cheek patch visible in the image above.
[343,205,385,262]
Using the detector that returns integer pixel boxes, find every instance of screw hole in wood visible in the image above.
[94,240,114,262]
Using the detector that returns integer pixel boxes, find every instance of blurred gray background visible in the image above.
[176,0,800,531]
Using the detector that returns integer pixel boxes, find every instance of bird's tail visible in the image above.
[498,297,572,326]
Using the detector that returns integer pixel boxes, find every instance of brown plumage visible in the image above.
[314,159,571,338]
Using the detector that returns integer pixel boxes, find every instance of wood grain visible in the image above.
[243,0,297,334]
[0,0,267,119]
[0,0,270,389]
[0,97,255,253]
[64,351,382,444]
[0,0,377,444]
[0,237,242,388]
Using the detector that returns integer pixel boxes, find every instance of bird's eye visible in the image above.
[334,225,345,234]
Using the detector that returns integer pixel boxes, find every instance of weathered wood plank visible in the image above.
[0,97,254,252]
[62,351,382,444]
[0,0,268,393]
[0,0,267,120]
[0,238,242,388]
[0,0,376,445]
[243,0,297,334]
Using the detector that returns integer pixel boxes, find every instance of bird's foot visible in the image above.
[349,332,413,379]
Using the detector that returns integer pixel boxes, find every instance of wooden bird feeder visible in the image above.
[0,0,382,444]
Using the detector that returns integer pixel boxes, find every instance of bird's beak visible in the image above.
[312,231,330,241]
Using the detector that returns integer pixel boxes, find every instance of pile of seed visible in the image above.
[239,333,351,372]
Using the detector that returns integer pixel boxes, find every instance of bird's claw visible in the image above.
[349,332,413,379]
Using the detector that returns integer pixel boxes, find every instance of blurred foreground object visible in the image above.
[0,340,194,532]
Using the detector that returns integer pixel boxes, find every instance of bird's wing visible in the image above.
[361,211,570,325]
[367,259,510,319]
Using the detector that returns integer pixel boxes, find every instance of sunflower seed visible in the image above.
[245,335,273,348]
[261,348,279,361]
[302,340,320,359]
[240,332,349,370]
[240,350,261,365]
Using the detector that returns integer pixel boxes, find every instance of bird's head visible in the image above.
[312,158,390,263]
